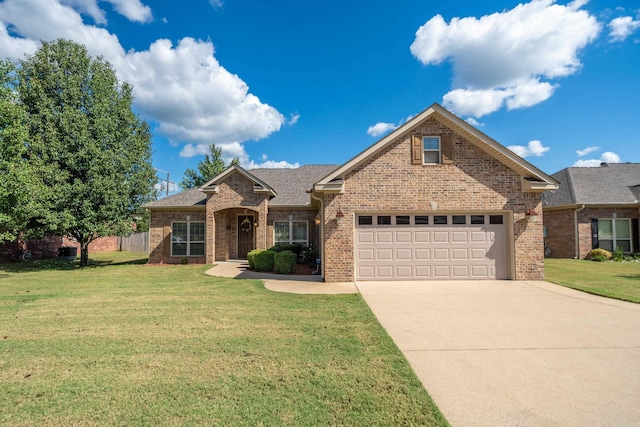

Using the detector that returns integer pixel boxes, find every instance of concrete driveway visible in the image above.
[356,280,640,427]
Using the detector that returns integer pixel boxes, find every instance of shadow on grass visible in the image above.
[616,274,640,281]
[0,256,148,273]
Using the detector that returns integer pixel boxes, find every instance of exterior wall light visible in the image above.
[525,208,540,222]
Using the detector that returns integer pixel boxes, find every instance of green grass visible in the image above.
[545,258,640,303]
[0,252,448,426]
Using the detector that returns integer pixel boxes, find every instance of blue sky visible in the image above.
[0,0,638,193]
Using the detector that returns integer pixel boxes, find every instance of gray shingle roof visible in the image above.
[251,165,338,206]
[143,164,339,209]
[544,163,640,207]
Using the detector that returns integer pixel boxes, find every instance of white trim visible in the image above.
[422,136,441,165]
[273,220,309,246]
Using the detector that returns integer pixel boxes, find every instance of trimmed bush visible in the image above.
[254,250,275,272]
[247,250,261,269]
[274,250,297,274]
[268,243,303,255]
[587,248,612,261]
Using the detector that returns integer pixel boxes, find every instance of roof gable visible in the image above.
[314,103,558,193]
[200,165,276,197]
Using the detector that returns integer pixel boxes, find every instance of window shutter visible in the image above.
[591,218,599,249]
[632,218,639,253]
[441,135,453,164]
[411,135,422,165]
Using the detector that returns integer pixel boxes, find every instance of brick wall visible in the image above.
[544,207,640,259]
[322,117,545,282]
[148,209,206,264]
[206,173,269,262]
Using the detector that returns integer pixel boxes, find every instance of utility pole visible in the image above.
[155,168,172,197]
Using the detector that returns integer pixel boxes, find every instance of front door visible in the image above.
[237,215,255,259]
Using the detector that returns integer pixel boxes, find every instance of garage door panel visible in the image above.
[395,231,412,243]
[433,248,449,260]
[377,231,393,243]
[415,248,430,260]
[355,215,509,280]
[358,230,375,243]
[377,248,393,260]
[433,231,449,243]
[415,231,430,242]
[396,248,412,260]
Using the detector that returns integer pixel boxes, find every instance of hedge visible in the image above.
[254,250,275,272]
[247,250,261,269]
[274,250,297,274]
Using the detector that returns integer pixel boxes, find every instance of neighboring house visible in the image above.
[144,103,558,282]
[543,162,640,259]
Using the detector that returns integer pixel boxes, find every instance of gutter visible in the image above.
[308,190,325,280]
[574,205,586,259]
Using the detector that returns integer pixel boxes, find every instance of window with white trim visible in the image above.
[598,219,631,252]
[423,136,441,164]
[274,221,308,246]
[172,222,205,256]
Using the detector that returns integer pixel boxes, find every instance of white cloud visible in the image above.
[209,0,224,10]
[106,0,152,23]
[287,113,300,125]
[608,16,640,42]
[465,117,482,126]
[367,122,398,137]
[507,140,550,158]
[573,151,621,166]
[410,0,601,118]
[179,142,299,170]
[0,0,289,170]
[576,146,600,156]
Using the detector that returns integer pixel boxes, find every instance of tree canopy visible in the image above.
[2,39,156,265]
[179,144,239,190]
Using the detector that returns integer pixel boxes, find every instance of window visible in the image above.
[489,215,504,225]
[172,222,205,256]
[598,219,631,252]
[415,215,429,225]
[471,215,485,225]
[433,215,447,225]
[452,215,466,225]
[377,216,392,225]
[396,215,410,225]
[274,221,308,246]
[423,137,441,164]
[358,216,373,225]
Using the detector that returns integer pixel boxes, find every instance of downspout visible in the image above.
[309,190,325,280]
[574,205,586,259]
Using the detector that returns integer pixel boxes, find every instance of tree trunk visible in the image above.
[80,241,89,267]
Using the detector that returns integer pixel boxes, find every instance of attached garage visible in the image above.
[355,213,510,280]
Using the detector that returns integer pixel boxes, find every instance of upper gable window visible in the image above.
[423,137,441,164]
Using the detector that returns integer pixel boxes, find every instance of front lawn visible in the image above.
[545,258,640,303]
[0,253,448,426]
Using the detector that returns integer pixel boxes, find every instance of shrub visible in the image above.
[613,247,625,262]
[302,246,319,265]
[254,250,275,272]
[247,250,261,269]
[587,248,612,261]
[180,257,188,265]
[274,250,297,274]
[268,243,303,255]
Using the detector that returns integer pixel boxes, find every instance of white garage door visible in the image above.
[355,214,509,280]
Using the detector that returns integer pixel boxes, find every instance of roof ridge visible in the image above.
[564,168,577,204]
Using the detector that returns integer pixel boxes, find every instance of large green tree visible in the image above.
[15,39,156,266]
[0,61,53,243]
[179,144,239,190]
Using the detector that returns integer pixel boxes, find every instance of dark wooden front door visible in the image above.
[237,215,255,259]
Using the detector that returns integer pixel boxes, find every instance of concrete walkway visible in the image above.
[205,260,358,294]
[356,280,640,427]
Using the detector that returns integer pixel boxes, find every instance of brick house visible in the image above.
[543,162,640,259]
[144,103,558,282]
